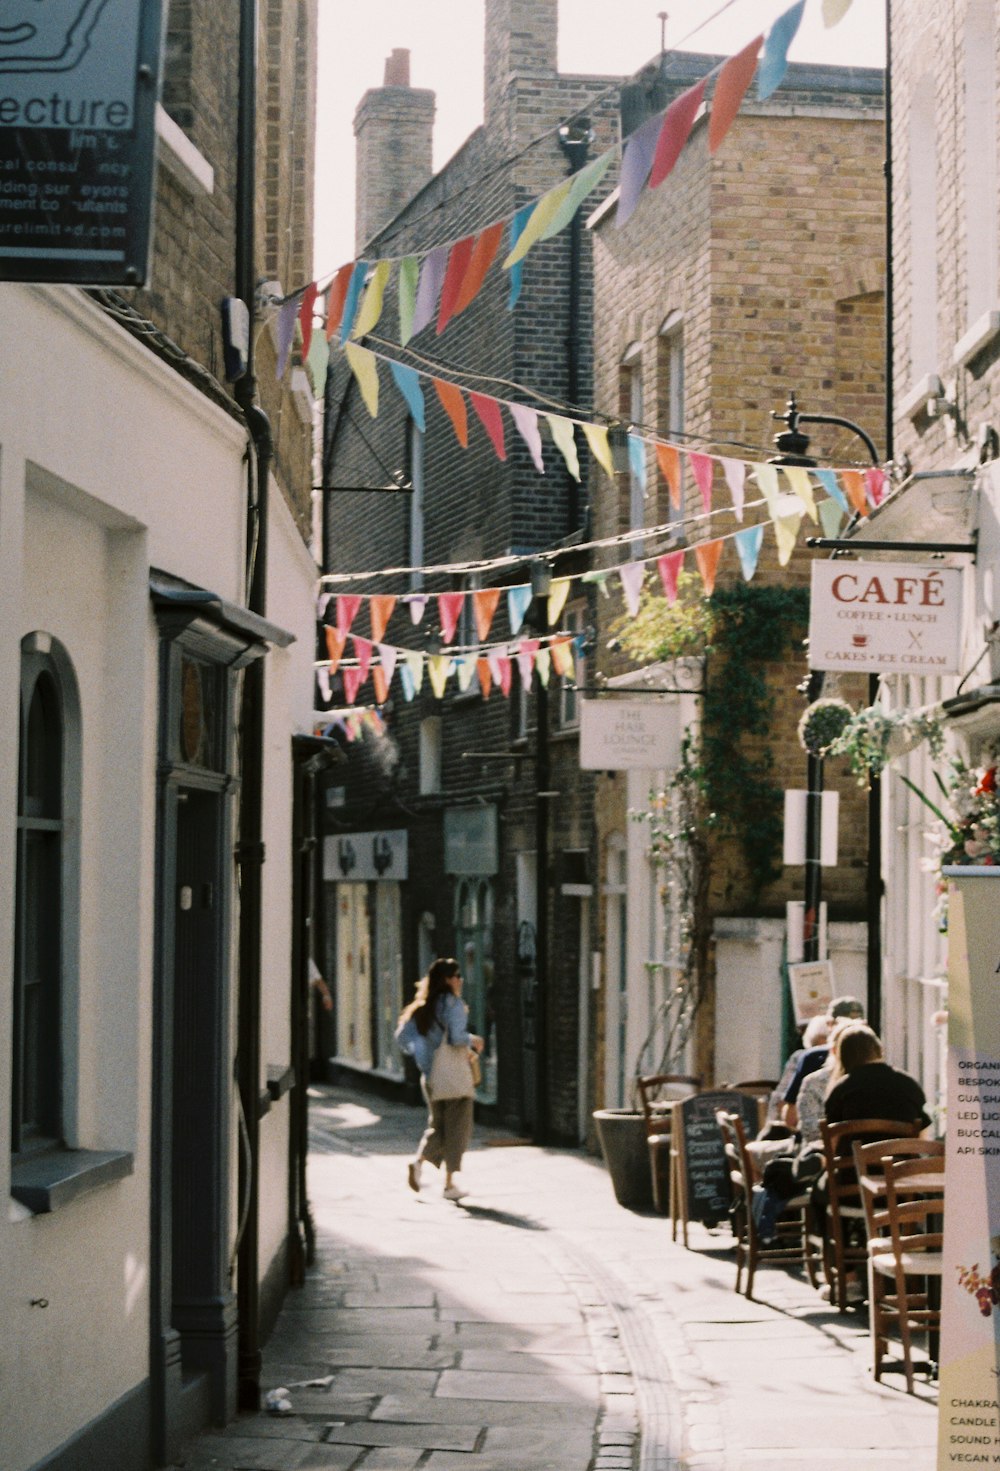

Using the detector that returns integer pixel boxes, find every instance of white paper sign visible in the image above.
[579,699,678,770]
[809,561,962,674]
[786,959,834,1025]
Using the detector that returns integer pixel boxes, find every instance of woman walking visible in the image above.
[397,958,484,1200]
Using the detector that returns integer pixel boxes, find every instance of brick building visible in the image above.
[586,54,886,1101]
[0,1,320,1466]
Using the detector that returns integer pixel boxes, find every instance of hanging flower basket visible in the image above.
[797,697,853,758]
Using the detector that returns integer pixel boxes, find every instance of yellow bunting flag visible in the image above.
[403,650,424,695]
[782,465,818,523]
[547,578,570,626]
[343,342,379,417]
[582,422,614,478]
[755,462,781,517]
[503,176,574,268]
[774,511,803,566]
[535,649,551,687]
[547,415,580,481]
[427,654,451,699]
[823,0,854,24]
[351,259,390,339]
[549,637,574,678]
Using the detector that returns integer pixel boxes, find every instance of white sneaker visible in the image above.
[407,1159,422,1193]
[443,1183,468,1201]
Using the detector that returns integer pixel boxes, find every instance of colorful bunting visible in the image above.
[405,593,428,625]
[317,666,331,702]
[688,451,714,513]
[818,497,845,538]
[628,433,646,485]
[398,255,419,345]
[774,510,803,565]
[352,258,390,339]
[657,550,684,603]
[473,587,501,642]
[619,562,645,616]
[758,1,806,102]
[734,524,764,581]
[306,327,329,397]
[342,666,364,705]
[455,655,476,693]
[582,422,614,478]
[709,34,762,154]
[428,654,452,698]
[649,78,707,189]
[325,262,353,339]
[298,281,318,360]
[550,637,574,678]
[548,577,570,626]
[755,462,782,516]
[437,235,475,334]
[814,468,848,513]
[276,297,297,378]
[412,245,449,337]
[535,648,551,687]
[470,392,506,459]
[656,443,682,509]
[507,585,532,635]
[389,361,425,430]
[352,636,372,682]
[455,222,505,317]
[840,469,869,517]
[477,657,493,699]
[369,595,396,644]
[504,177,575,269]
[339,260,369,343]
[377,643,398,685]
[372,665,389,704]
[516,639,539,692]
[324,626,346,671]
[343,341,379,416]
[399,661,416,701]
[548,414,580,480]
[336,595,361,637]
[433,378,468,447]
[537,152,614,242]
[617,110,663,228]
[694,539,723,595]
[865,467,887,507]
[721,457,746,520]
[438,591,464,644]
[507,205,532,311]
[509,402,545,474]
[782,464,818,522]
[496,652,513,697]
[404,649,424,693]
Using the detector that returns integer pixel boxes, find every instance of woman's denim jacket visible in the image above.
[411,992,474,1076]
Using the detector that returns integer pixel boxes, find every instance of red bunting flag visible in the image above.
[694,539,723,595]
[649,78,707,189]
[437,235,475,334]
[472,586,501,642]
[342,666,364,705]
[369,594,396,644]
[454,222,505,317]
[352,635,372,682]
[433,378,468,447]
[708,34,763,154]
[840,469,869,517]
[325,263,353,340]
[336,594,362,637]
[656,443,682,509]
[497,655,512,697]
[657,550,685,603]
[438,592,464,644]
[865,467,887,507]
[324,626,346,673]
[477,657,493,700]
[298,281,318,360]
[688,451,715,513]
[470,392,507,460]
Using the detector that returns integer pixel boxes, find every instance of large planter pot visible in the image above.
[592,1109,653,1211]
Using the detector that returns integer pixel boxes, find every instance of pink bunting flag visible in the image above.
[324,627,346,673]
[336,594,362,637]
[342,666,364,705]
[477,657,493,701]
[352,636,372,682]
[405,593,428,625]
[472,587,501,643]
[694,539,723,596]
[438,591,465,644]
[298,281,318,361]
[508,402,545,474]
[369,594,396,644]
[437,235,475,334]
[656,443,682,509]
[516,639,539,693]
[619,562,645,617]
[688,451,715,514]
[497,654,512,697]
[657,550,685,603]
[865,467,887,507]
[469,392,506,460]
[708,34,763,154]
[720,457,746,521]
[649,77,707,189]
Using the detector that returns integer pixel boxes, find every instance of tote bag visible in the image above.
[428,1041,475,1100]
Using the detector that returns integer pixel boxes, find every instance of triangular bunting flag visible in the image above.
[276,297,298,379]
[758,1,806,101]
[581,569,611,597]
[657,550,684,603]
[782,464,818,523]
[433,378,469,447]
[694,539,723,595]
[477,657,493,700]
[508,402,545,474]
[814,468,849,512]
[339,260,369,342]
[734,524,764,581]
[721,457,746,520]
[404,593,428,625]
[389,361,425,431]
[376,644,398,685]
[404,649,424,693]
[325,262,353,339]
[547,414,580,480]
[823,0,854,25]
[516,639,539,693]
[549,636,574,678]
[840,469,869,517]
[316,592,332,620]
[649,78,707,189]
[352,258,390,339]
[324,626,346,672]
[507,584,532,635]
[582,422,614,478]
[411,245,449,337]
[497,653,513,697]
[688,451,714,513]
[628,433,646,484]
[454,222,505,317]
[656,443,682,508]
[317,666,331,702]
[437,235,475,334]
[352,636,372,682]
[455,656,476,693]
[399,661,416,701]
[473,587,501,642]
[774,510,803,565]
[336,594,361,637]
[427,654,451,699]
[306,327,329,398]
[755,462,782,516]
[548,578,570,626]
[535,648,551,687]
[398,255,419,345]
[507,205,532,311]
[504,178,574,268]
[342,666,364,705]
[617,110,662,228]
[619,561,645,617]
[865,467,887,507]
[470,393,506,460]
[369,595,396,644]
[372,665,388,704]
[298,281,318,361]
[709,34,762,154]
[343,341,379,417]
[438,591,464,644]
[538,151,615,242]
[818,497,845,538]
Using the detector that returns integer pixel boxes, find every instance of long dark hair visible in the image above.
[398,957,460,1035]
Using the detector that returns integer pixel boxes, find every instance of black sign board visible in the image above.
[672,1089,760,1234]
[0,0,163,285]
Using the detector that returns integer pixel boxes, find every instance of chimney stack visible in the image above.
[353,49,435,254]
[484,0,558,124]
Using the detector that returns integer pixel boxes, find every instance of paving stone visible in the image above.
[370,1394,590,1427]
[323,1422,478,1451]
[435,1368,598,1406]
[171,1434,362,1469]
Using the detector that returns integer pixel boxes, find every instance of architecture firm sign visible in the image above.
[938,868,1000,1469]
[579,699,679,771]
[0,0,163,284]
[809,560,961,675]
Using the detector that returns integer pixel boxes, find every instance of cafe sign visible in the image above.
[809,560,962,675]
[0,0,163,285]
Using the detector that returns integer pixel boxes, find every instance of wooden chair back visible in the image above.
[820,1118,921,1313]
[852,1136,944,1240]
[715,1107,818,1299]
[866,1152,945,1392]
[637,1073,701,1136]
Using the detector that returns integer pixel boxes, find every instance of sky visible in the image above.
[313,0,886,281]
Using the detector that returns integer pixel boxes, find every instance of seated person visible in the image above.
[763,1014,827,1126]
[824,1023,930,1131]
[782,995,865,1130]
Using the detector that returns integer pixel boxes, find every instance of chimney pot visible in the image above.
[384,48,410,87]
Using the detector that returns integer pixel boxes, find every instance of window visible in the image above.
[658,313,685,531]
[908,71,938,380]
[963,1,998,327]
[555,604,586,730]
[408,419,425,591]
[13,634,80,1155]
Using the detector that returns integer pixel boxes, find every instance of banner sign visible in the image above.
[938,868,1000,1469]
[809,561,962,675]
[444,805,498,876]
[324,829,408,883]
[0,0,163,284]
[579,698,679,771]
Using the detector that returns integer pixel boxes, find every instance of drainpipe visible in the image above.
[558,120,594,536]
[234,0,271,1414]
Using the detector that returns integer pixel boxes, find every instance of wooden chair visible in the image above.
[819,1118,921,1312]
[636,1073,700,1213]
[866,1153,945,1392]
[716,1109,819,1301]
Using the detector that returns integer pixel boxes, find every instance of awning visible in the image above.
[150,570,295,664]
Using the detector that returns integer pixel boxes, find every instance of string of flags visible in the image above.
[282,0,857,389]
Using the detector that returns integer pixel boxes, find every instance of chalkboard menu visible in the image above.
[672,1090,760,1234]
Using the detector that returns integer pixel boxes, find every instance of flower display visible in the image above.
[924,757,1000,870]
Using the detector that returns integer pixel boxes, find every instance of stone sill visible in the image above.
[155,105,214,196]
[11,1147,133,1215]
[953,310,1000,369]
[897,373,943,421]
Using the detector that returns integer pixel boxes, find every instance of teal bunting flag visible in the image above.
[813,468,849,512]
[507,205,532,311]
[507,584,532,635]
[758,1,806,100]
[389,361,425,431]
[734,524,765,581]
[339,260,369,344]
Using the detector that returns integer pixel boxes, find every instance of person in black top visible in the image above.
[824,1023,931,1130]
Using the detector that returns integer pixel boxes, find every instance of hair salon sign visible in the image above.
[808,560,962,675]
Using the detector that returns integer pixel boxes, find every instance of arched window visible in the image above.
[13,634,80,1153]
